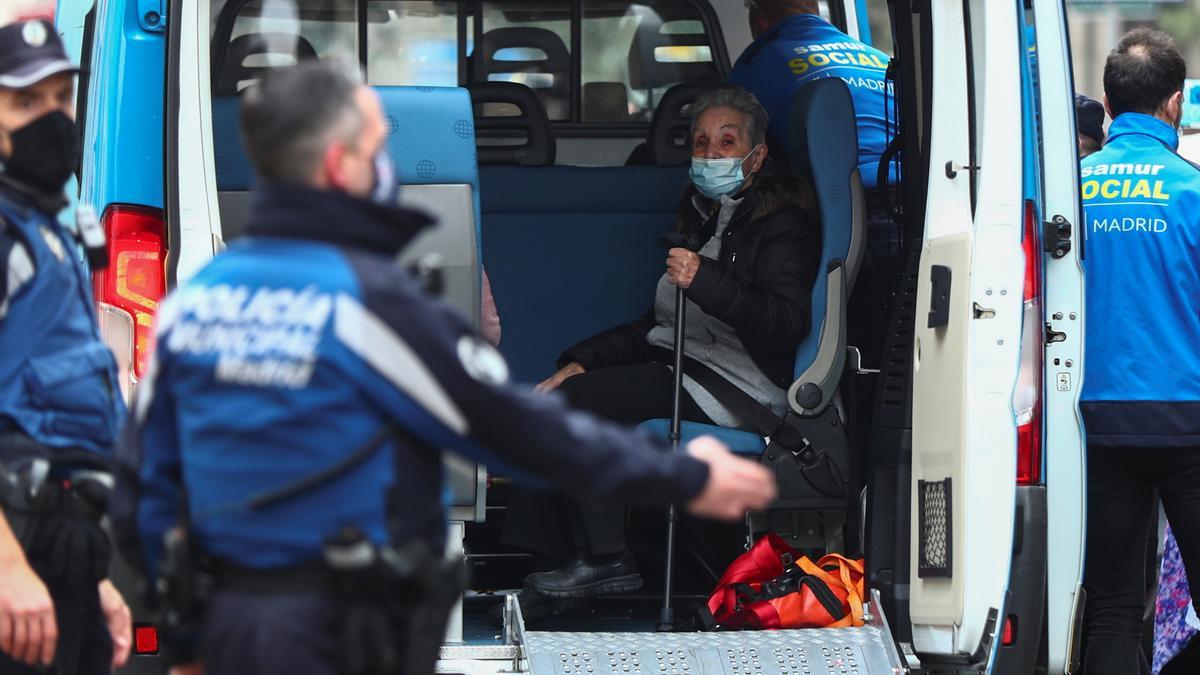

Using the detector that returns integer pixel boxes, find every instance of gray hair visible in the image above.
[240,58,366,185]
[689,86,769,148]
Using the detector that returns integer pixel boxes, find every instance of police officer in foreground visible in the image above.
[1079,28,1200,675]
[0,19,132,675]
[112,59,776,675]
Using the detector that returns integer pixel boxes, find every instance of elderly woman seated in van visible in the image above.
[502,85,821,608]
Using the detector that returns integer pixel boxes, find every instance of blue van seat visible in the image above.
[479,165,688,383]
[636,78,865,457]
[374,86,482,262]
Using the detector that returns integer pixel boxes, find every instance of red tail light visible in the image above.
[93,205,166,381]
[1002,616,1016,646]
[1015,200,1043,486]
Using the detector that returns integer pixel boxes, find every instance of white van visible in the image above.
[59,0,1088,672]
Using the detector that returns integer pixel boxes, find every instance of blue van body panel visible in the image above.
[65,0,166,214]
[854,0,871,43]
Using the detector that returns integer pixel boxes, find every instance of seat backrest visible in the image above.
[215,33,317,96]
[627,3,718,92]
[582,82,631,124]
[374,86,484,519]
[473,27,571,121]
[783,78,866,415]
[647,81,713,166]
[478,164,687,383]
[467,82,556,166]
[374,87,482,327]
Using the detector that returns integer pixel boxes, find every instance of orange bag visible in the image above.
[706,533,865,630]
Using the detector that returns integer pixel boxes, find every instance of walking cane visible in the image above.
[656,231,700,632]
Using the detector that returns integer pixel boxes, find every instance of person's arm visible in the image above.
[111,323,184,583]
[684,208,820,350]
[536,306,657,392]
[0,513,56,667]
[340,256,773,516]
[556,306,657,372]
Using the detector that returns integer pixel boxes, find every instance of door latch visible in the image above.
[1046,323,1067,344]
[945,161,980,179]
[1043,215,1072,259]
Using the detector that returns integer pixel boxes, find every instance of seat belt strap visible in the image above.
[648,346,784,438]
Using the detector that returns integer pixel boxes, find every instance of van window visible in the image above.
[210,0,725,127]
[368,1,465,87]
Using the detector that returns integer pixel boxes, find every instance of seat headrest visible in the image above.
[215,33,317,96]
[374,86,480,187]
[467,82,555,166]
[627,4,718,91]
[582,82,630,124]
[473,27,571,121]
[647,81,714,167]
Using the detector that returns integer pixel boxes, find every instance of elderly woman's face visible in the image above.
[691,107,765,174]
[692,107,752,159]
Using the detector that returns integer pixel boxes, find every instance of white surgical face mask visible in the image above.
[370,149,399,205]
[689,145,760,200]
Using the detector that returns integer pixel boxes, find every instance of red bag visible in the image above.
[707,533,865,630]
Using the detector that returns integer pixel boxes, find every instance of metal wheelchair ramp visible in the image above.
[524,626,902,675]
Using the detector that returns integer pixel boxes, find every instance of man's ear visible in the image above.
[1169,90,1185,127]
[1103,94,1114,120]
[321,142,348,190]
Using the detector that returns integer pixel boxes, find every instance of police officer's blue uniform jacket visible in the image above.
[0,179,124,458]
[112,184,711,578]
[729,13,895,189]
[1081,112,1200,447]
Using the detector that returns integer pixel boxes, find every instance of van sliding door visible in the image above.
[908,0,1025,668]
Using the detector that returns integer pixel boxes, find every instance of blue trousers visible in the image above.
[202,589,340,675]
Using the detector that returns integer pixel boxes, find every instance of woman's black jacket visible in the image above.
[558,170,822,390]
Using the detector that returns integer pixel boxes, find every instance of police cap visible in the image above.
[1075,94,1107,147]
[0,19,78,90]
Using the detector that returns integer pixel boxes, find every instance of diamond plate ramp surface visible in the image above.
[525,627,898,675]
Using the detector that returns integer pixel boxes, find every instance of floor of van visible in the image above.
[444,590,907,674]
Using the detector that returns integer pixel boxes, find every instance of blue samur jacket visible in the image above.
[112,185,710,578]
[1080,112,1200,447]
[730,13,896,189]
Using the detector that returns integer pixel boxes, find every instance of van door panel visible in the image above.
[1030,0,1089,671]
[909,0,1024,665]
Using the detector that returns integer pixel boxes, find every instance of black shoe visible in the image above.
[486,589,583,628]
[524,552,643,598]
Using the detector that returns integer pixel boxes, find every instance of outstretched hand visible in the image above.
[684,436,776,521]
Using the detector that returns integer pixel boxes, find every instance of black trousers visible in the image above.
[502,363,713,560]
[1082,444,1200,675]
[202,589,340,675]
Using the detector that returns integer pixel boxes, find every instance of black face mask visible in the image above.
[3,110,80,195]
